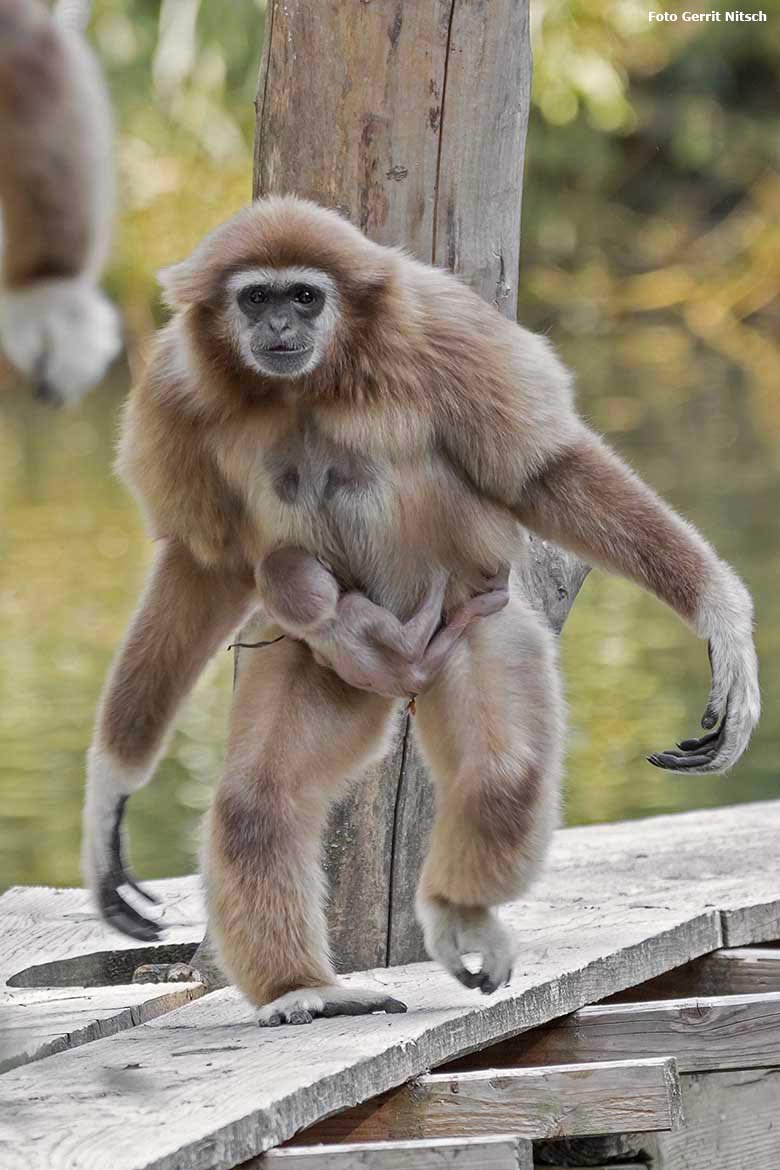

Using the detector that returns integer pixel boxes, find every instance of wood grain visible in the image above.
[0,983,204,1073]
[2,801,778,1168]
[607,945,780,1003]
[653,1068,780,1169]
[445,991,780,1074]
[432,0,531,312]
[259,1136,532,1168]
[295,1058,682,1144]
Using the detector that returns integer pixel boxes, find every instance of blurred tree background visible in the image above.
[0,0,778,889]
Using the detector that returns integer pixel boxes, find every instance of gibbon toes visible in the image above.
[256,984,407,1027]
[418,898,514,996]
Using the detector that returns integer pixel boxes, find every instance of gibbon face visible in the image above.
[157,198,400,403]
[226,266,339,379]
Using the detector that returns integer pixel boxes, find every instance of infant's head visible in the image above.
[257,547,340,629]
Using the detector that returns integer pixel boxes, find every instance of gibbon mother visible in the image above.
[83,197,759,1025]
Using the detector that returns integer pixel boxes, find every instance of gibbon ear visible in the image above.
[157,257,204,310]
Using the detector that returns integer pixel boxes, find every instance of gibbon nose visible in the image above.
[268,314,292,336]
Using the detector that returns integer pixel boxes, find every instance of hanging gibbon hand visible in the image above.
[256,548,510,699]
[0,0,121,405]
[83,196,759,1022]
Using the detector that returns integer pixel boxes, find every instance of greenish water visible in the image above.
[1,339,778,891]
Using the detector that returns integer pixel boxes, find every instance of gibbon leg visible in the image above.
[205,636,407,1025]
[83,539,256,940]
[414,585,564,994]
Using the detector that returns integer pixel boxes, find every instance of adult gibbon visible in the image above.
[83,197,759,1024]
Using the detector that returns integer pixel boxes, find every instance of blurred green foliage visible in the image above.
[0,0,778,888]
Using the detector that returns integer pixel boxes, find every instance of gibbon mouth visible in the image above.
[261,343,311,354]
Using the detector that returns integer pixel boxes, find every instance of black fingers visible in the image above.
[648,717,727,772]
[454,966,510,995]
[125,874,160,904]
[100,796,162,938]
[648,685,731,772]
[701,641,721,729]
[677,728,722,752]
[98,881,162,941]
[648,752,717,771]
[320,996,407,1018]
[454,967,484,990]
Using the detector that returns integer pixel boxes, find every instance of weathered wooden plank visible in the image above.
[0,983,203,1073]
[2,801,779,1169]
[445,992,780,1075]
[296,1059,682,1145]
[0,879,205,988]
[0,908,713,1170]
[607,946,780,1003]
[258,1136,532,1168]
[653,1068,780,1169]
[0,881,206,1072]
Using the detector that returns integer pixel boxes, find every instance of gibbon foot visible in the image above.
[256,985,407,1027]
[418,898,514,995]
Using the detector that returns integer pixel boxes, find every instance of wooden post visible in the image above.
[248,0,589,972]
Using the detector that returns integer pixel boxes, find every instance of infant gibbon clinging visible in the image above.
[83,197,759,1024]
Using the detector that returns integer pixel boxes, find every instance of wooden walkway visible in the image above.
[1,800,779,1170]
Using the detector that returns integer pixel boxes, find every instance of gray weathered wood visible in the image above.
[258,1136,532,1168]
[249,0,588,971]
[608,946,780,1003]
[0,907,712,1169]
[2,801,778,1169]
[0,983,203,1073]
[430,0,530,312]
[446,992,780,1075]
[0,879,205,989]
[0,881,206,1073]
[295,1058,682,1144]
[653,1068,780,1169]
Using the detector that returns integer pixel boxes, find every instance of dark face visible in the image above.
[234,274,330,379]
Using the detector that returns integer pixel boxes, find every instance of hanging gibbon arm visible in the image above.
[0,0,120,404]
[513,428,760,774]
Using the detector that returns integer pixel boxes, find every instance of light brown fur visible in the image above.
[0,0,119,403]
[85,196,759,1012]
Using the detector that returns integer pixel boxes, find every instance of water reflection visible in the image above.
[0,339,777,890]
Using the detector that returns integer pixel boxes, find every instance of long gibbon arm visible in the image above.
[83,540,255,938]
[0,0,120,404]
[515,429,759,774]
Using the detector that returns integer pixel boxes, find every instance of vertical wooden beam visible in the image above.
[250,1,588,972]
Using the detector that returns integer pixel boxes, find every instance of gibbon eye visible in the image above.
[246,286,267,304]
[293,285,317,305]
